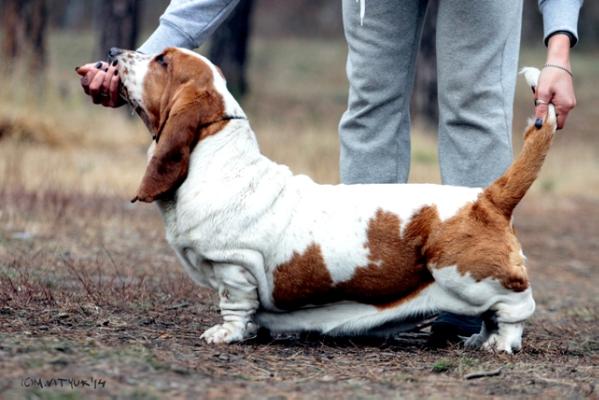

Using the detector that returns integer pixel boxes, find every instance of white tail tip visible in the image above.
[520,67,541,91]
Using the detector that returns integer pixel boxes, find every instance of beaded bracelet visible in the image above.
[543,63,574,78]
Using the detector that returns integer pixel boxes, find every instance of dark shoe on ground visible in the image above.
[429,312,482,346]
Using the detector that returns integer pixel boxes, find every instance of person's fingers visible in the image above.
[534,65,577,130]
[559,96,576,130]
[101,65,118,106]
[76,63,97,76]
[556,110,568,130]
[555,100,574,130]
[81,69,97,95]
[534,103,549,128]
[534,86,552,128]
[102,64,117,89]
[550,90,576,130]
[81,62,106,95]
[89,70,107,103]
[96,61,109,71]
[108,75,121,107]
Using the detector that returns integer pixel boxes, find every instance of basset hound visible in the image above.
[108,47,554,353]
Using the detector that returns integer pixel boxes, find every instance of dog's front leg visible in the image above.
[200,264,259,344]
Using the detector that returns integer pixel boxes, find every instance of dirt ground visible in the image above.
[0,187,597,399]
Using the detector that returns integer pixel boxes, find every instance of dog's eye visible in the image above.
[155,54,168,67]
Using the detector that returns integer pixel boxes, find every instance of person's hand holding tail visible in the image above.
[534,33,576,129]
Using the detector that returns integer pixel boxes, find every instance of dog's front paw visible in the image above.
[200,322,257,344]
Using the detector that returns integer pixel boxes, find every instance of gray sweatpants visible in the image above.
[339,0,523,187]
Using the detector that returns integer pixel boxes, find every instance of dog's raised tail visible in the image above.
[483,67,557,218]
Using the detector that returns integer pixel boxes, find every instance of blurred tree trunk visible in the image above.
[96,0,141,59]
[61,0,87,30]
[1,0,22,62]
[574,0,598,50]
[412,0,439,129]
[24,0,48,71]
[522,0,543,46]
[209,0,255,98]
[1,0,47,72]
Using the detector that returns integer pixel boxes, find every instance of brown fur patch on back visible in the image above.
[337,208,436,304]
[272,207,438,310]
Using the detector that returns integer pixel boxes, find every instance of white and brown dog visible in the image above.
[109,47,554,353]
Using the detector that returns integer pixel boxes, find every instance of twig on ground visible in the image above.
[533,374,581,388]
[165,302,190,310]
[464,366,504,380]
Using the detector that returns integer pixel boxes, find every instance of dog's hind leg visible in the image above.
[431,266,535,353]
[480,289,535,353]
[463,289,535,353]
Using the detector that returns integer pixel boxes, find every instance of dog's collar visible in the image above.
[152,114,247,142]
[197,114,247,130]
[222,114,247,122]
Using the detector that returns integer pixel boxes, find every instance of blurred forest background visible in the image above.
[0,0,598,195]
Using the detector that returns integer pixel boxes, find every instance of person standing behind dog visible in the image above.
[77,0,582,337]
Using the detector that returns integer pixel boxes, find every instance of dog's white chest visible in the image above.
[155,199,216,288]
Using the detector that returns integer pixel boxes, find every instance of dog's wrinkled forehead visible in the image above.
[115,48,221,109]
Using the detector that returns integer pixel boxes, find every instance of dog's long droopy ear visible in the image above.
[132,83,200,203]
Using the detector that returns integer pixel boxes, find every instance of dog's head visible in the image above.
[109,47,245,202]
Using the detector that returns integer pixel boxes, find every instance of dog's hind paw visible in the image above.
[480,323,524,354]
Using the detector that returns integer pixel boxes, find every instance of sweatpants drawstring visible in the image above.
[356,0,365,25]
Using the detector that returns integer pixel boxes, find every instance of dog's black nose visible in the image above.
[108,47,124,61]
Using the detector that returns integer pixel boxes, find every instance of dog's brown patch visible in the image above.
[337,208,436,304]
[425,197,529,292]
[271,244,334,310]
[272,207,438,310]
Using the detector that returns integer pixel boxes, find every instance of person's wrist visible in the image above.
[546,34,571,68]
